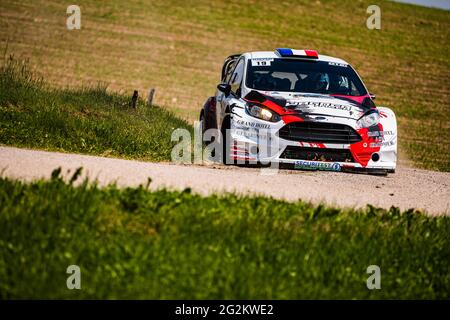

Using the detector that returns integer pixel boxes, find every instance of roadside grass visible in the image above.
[0,0,449,170]
[0,57,192,161]
[0,171,448,299]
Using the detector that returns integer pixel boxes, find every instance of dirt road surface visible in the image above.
[1,146,449,216]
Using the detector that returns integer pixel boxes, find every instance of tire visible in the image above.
[367,169,388,176]
[221,116,232,165]
[199,111,205,136]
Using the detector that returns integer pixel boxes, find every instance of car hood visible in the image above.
[247,91,369,121]
[274,92,367,120]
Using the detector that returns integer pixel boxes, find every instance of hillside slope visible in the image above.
[0,0,449,170]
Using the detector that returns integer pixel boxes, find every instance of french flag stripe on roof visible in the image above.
[276,48,318,59]
[276,48,293,56]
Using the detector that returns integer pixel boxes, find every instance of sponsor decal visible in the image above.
[287,101,353,112]
[370,141,395,148]
[328,62,347,67]
[235,120,271,129]
[251,58,274,66]
[294,160,341,171]
[367,130,394,137]
[234,129,269,140]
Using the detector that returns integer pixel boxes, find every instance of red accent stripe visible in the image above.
[304,50,318,58]
[231,156,256,161]
[349,124,382,167]
[282,115,304,124]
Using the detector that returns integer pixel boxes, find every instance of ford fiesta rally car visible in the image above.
[199,48,397,174]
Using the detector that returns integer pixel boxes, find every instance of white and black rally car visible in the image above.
[199,48,397,174]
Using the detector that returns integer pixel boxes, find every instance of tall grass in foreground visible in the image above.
[0,56,192,161]
[0,172,448,299]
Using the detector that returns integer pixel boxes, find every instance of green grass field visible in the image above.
[0,0,449,170]
[0,57,191,161]
[0,0,449,301]
[0,171,448,299]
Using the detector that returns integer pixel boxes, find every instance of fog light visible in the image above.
[250,146,259,155]
[371,153,380,162]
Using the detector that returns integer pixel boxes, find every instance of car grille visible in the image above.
[280,146,355,162]
[278,122,362,144]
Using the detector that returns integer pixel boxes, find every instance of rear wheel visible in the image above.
[200,111,216,162]
[199,111,205,136]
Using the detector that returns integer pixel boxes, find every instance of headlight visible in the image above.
[357,110,380,128]
[246,104,280,122]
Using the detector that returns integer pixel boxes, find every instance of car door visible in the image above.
[215,57,237,130]
[216,57,245,130]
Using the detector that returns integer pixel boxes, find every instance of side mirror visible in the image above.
[369,93,376,100]
[217,83,231,96]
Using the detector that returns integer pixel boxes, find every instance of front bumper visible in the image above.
[228,110,397,172]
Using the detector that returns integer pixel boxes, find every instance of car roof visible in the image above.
[246,51,349,65]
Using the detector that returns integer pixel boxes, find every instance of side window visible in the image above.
[350,81,359,95]
[338,76,349,90]
[223,61,236,83]
[229,59,245,94]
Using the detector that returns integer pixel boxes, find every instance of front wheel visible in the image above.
[221,116,232,165]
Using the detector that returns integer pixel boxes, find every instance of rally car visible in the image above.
[199,48,397,174]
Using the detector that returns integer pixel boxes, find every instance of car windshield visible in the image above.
[246,59,367,96]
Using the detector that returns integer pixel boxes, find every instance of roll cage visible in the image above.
[221,54,241,81]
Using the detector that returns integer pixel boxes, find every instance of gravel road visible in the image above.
[1,146,449,216]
